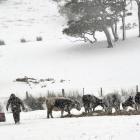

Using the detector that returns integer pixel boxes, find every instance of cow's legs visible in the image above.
[84,104,88,113]
[104,105,108,112]
[123,106,127,111]
[107,106,112,114]
[85,107,88,113]
[87,103,91,113]
[67,107,71,117]
[133,104,137,111]
[115,105,120,113]
[47,108,53,118]
[49,107,53,118]
[47,110,50,118]
[92,105,96,112]
[92,107,95,112]
[137,104,140,112]
[61,110,64,118]
[50,111,53,118]
[89,103,93,112]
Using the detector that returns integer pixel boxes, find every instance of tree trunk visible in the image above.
[122,0,126,40]
[115,21,117,35]
[111,24,119,41]
[138,2,140,37]
[102,26,113,48]
[114,0,119,41]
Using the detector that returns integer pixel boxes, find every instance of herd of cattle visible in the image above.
[46,92,140,118]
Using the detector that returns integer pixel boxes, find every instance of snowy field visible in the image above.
[0,0,140,98]
[0,110,140,140]
[0,0,140,139]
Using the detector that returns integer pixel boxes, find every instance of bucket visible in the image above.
[0,113,6,122]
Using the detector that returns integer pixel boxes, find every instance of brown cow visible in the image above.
[46,97,81,118]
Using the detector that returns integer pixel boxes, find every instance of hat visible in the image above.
[10,93,16,98]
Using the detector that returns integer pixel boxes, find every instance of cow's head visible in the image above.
[98,99,104,108]
[122,96,135,109]
[100,98,107,108]
[73,100,81,111]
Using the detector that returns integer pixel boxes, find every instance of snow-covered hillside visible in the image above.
[1,36,140,98]
[0,0,140,99]
[0,0,65,44]
[1,0,140,139]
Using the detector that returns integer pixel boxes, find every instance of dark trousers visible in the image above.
[12,111,20,124]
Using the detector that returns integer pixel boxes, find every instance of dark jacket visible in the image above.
[6,95,25,113]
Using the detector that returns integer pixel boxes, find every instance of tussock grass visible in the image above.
[0,40,5,45]
[36,36,43,41]
[20,38,27,43]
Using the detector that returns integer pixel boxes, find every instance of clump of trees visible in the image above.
[53,0,140,47]
[24,92,46,111]
[62,0,125,48]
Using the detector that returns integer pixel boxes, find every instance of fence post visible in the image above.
[26,91,29,99]
[100,87,103,97]
[136,85,139,93]
[62,89,65,97]
[83,88,85,95]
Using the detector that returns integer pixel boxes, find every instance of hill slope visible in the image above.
[0,0,140,98]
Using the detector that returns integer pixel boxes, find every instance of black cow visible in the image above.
[122,96,135,110]
[46,97,81,118]
[82,94,103,113]
[135,92,140,111]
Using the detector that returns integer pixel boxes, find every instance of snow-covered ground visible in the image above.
[0,110,140,140]
[1,36,140,98]
[0,0,140,98]
[1,0,140,139]
[0,0,65,43]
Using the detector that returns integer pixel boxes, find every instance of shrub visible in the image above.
[121,89,136,101]
[46,91,62,98]
[0,40,5,45]
[46,90,82,104]
[66,91,82,104]
[24,93,45,111]
[36,36,43,41]
[20,38,27,43]
[120,23,138,30]
[132,22,137,27]
[46,92,56,98]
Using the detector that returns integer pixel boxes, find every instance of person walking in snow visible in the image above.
[6,93,25,124]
